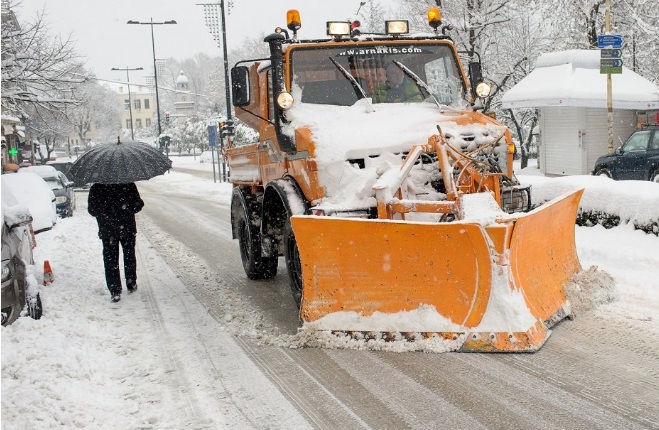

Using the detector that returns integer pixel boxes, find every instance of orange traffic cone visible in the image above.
[43,260,54,285]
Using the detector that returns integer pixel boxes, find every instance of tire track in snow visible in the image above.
[135,234,312,429]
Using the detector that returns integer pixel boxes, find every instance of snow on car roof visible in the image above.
[1,172,57,232]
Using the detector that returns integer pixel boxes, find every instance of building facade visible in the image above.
[104,81,156,138]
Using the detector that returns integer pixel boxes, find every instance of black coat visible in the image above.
[88,183,144,239]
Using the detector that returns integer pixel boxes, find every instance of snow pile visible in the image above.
[565,266,617,318]
[278,328,465,354]
[459,192,505,225]
[520,174,659,227]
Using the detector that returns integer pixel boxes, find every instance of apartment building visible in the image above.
[104,81,156,136]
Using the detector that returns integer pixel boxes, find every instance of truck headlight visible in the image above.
[2,260,12,283]
[326,21,350,37]
[56,196,68,204]
[277,92,294,110]
[476,82,492,98]
[385,20,409,35]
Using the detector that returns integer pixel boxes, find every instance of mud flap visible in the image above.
[291,189,583,352]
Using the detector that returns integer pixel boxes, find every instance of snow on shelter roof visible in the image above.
[501,50,659,110]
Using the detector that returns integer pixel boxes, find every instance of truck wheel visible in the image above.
[237,208,277,280]
[595,168,611,178]
[284,220,303,308]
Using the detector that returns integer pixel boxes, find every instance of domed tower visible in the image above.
[173,71,195,120]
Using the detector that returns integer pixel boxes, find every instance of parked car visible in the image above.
[47,159,88,188]
[19,165,76,217]
[592,125,659,182]
[46,160,73,179]
[1,177,43,326]
[1,172,57,233]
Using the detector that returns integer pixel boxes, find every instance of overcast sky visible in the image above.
[16,0,396,84]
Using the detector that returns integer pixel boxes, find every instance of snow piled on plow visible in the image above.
[283,100,507,209]
[302,304,465,333]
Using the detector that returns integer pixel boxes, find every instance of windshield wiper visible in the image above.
[392,60,443,109]
[328,57,369,101]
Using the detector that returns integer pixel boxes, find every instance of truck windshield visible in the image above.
[290,43,468,107]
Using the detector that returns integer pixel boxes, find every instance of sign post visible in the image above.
[597,0,623,153]
[208,124,218,183]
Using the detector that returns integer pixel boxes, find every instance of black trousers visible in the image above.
[101,234,136,295]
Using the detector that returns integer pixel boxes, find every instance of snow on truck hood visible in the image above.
[283,100,506,209]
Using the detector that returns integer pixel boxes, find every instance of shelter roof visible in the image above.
[501,50,659,110]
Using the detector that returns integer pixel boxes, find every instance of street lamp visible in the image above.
[198,1,231,181]
[111,66,143,140]
[126,18,177,142]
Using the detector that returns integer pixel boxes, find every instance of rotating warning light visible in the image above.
[287,9,301,31]
[427,8,442,30]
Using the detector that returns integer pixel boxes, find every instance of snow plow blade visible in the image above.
[291,189,583,352]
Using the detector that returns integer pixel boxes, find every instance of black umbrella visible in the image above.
[69,138,172,184]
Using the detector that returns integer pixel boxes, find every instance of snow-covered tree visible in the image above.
[1,1,90,119]
[66,81,122,145]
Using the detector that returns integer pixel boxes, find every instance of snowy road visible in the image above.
[135,173,659,430]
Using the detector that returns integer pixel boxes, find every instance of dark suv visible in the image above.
[593,125,659,182]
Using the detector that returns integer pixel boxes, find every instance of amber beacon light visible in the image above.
[427,7,442,30]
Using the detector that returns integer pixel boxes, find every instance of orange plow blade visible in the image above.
[291,189,584,352]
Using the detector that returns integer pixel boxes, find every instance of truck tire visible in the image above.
[595,168,611,178]
[284,219,303,308]
[237,206,277,280]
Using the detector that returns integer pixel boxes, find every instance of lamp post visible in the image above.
[127,18,176,143]
[111,66,143,140]
[198,1,231,181]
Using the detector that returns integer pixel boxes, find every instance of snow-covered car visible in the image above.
[1,179,42,326]
[20,165,76,217]
[592,125,659,182]
[1,172,57,233]
[47,159,88,188]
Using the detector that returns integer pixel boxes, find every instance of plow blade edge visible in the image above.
[292,189,584,352]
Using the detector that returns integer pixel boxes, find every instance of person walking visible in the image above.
[88,182,144,302]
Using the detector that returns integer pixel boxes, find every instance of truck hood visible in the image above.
[284,99,506,163]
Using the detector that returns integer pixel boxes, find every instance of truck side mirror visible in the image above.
[468,61,483,98]
[231,66,251,107]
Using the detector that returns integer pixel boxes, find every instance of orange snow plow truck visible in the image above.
[226,8,583,352]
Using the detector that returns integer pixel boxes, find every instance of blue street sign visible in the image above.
[208,125,217,147]
[597,34,624,49]
[600,48,622,59]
